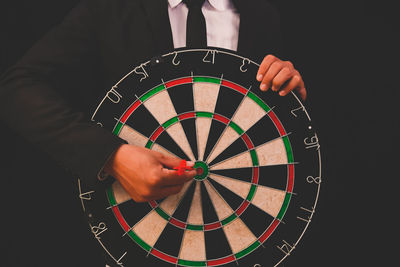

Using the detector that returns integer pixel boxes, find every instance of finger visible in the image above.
[278,75,303,96]
[296,87,307,101]
[260,61,283,91]
[256,55,278,82]
[159,167,196,186]
[157,153,184,169]
[271,67,293,92]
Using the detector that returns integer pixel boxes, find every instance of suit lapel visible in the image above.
[236,3,254,56]
[140,0,174,55]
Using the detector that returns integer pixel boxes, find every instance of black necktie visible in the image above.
[184,0,207,47]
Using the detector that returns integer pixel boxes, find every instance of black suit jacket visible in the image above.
[0,0,282,265]
[0,0,282,188]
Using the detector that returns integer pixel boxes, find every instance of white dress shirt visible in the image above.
[168,0,240,51]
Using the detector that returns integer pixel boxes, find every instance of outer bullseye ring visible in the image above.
[194,161,209,181]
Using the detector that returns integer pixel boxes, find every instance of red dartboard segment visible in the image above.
[212,114,230,124]
[259,219,280,243]
[221,80,248,95]
[120,99,141,123]
[236,200,250,216]
[169,218,186,229]
[150,126,164,141]
[112,206,131,232]
[149,200,158,209]
[287,164,295,193]
[240,133,254,149]
[252,167,260,184]
[151,249,178,264]
[178,112,196,120]
[268,110,286,136]
[165,77,193,88]
[204,222,222,231]
[207,255,236,266]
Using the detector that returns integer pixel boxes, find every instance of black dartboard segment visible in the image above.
[78,48,322,267]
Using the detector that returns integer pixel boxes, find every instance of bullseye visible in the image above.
[196,167,204,175]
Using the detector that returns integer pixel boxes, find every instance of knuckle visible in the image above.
[156,152,165,160]
[265,54,275,61]
[262,77,272,87]
[272,78,281,87]
[285,60,294,67]
[293,74,301,83]
[282,67,292,75]
[271,61,283,69]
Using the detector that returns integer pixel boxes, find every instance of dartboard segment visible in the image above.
[210,135,292,170]
[83,48,322,267]
[179,229,207,262]
[142,88,195,161]
[209,173,286,218]
[118,124,179,159]
[186,182,204,225]
[167,82,199,160]
[207,92,270,163]
[193,81,220,160]
[203,85,244,161]
[158,181,193,217]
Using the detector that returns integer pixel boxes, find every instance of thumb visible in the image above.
[158,154,195,170]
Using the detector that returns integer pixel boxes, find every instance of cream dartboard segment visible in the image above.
[79,48,322,267]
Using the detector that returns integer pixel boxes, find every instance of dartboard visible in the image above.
[78,48,322,267]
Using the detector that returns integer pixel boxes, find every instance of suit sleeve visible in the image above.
[0,0,125,186]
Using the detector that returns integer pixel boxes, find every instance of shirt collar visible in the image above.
[168,0,182,8]
[168,0,234,11]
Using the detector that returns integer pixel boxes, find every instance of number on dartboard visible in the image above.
[133,63,149,82]
[307,175,322,184]
[203,50,217,64]
[91,222,108,238]
[106,86,122,104]
[79,190,94,201]
[296,206,315,223]
[277,240,295,256]
[82,48,322,267]
[240,58,251,72]
[172,52,180,66]
[304,134,320,150]
[78,179,94,201]
[290,105,305,117]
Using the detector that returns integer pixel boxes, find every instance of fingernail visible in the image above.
[260,84,267,90]
[186,161,195,167]
[279,91,285,96]
[257,74,263,81]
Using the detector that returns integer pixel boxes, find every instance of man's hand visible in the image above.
[256,55,307,100]
[104,144,196,202]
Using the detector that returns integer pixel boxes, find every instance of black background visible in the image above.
[0,0,398,266]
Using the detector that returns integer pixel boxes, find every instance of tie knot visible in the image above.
[184,0,206,9]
